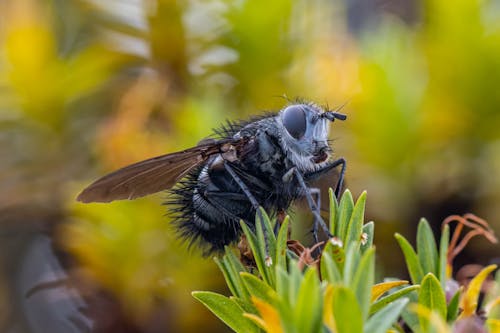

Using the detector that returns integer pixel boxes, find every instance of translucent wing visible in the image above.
[77,139,234,203]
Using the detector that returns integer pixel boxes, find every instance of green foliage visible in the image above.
[194,190,409,332]
[192,291,259,333]
[2,0,499,331]
[194,190,500,332]
[419,273,447,331]
[395,218,444,285]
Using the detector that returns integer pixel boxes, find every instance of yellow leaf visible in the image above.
[459,264,497,318]
[248,297,284,333]
[371,280,409,302]
[486,319,500,333]
[323,284,336,332]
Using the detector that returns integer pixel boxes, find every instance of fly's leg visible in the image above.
[334,157,346,199]
[303,157,346,202]
[309,187,322,245]
[292,168,332,240]
[224,162,273,266]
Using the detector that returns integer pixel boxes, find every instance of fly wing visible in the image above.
[77,139,233,203]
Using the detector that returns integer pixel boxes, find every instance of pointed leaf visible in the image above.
[395,233,424,284]
[459,264,497,318]
[240,221,273,285]
[371,280,409,303]
[192,291,259,333]
[345,191,367,247]
[337,189,354,241]
[240,272,277,306]
[419,273,447,330]
[329,188,339,234]
[352,247,375,320]
[439,225,450,290]
[370,280,408,303]
[370,285,420,315]
[215,256,245,299]
[417,218,439,275]
[255,209,276,285]
[275,216,290,270]
[361,221,374,253]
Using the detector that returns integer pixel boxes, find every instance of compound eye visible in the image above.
[282,105,306,139]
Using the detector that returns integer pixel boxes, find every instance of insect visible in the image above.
[77,102,346,255]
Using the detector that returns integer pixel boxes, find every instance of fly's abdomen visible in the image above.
[167,159,253,254]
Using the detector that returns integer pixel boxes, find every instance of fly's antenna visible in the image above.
[321,111,347,121]
[322,100,349,121]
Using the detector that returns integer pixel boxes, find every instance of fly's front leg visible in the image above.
[224,162,273,266]
[290,168,332,239]
[303,157,346,201]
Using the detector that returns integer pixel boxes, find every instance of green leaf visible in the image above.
[294,268,323,333]
[337,189,354,241]
[331,286,363,333]
[417,218,439,275]
[329,188,339,234]
[240,272,277,306]
[419,273,447,330]
[370,285,420,314]
[361,221,374,253]
[345,191,367,247]
[400,291,420,333]
[446,289,460,322]
[255,210,276,285]
[343,243,360,286]
[320,251,342,284]
[192,291,259,333]
[439,225,450,290]
[395,233,424,284]
[287,261,303,305]
[215,256,245,299]
[240,220,273,286]
[275,216,290,270]
[352,247,375,320]
[364,298,409,333]
[231,296,258,315]
[325,238,346,273]
[275,266,290,302]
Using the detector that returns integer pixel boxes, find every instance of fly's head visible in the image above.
[276,103,346,172]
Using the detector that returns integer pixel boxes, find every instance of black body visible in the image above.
[77,102,346,254]
[169,106,345,253]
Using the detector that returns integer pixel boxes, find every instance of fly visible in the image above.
[77,102,347,255]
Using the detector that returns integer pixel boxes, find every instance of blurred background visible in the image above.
[0,0,499,332]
